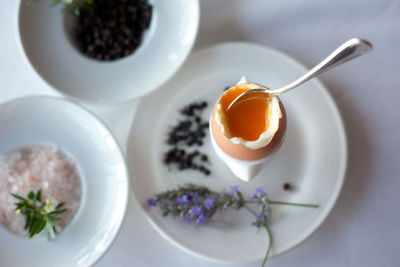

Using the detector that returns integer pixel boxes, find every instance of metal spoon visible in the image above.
[227,38,372,110]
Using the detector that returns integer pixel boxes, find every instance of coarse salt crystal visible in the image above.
[0,145,81,236]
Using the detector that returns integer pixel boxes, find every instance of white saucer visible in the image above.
[127,42,347,263]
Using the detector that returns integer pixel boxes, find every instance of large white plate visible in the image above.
[127,42,347,263]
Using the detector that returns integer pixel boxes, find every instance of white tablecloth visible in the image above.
[1,0,399,266]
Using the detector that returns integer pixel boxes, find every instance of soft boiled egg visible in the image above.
[210,77,286,167]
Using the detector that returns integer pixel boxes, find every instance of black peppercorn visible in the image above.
[283,183,292,191]
[74,0,152,61]
[164,101,211,176]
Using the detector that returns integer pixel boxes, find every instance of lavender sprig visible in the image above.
[147,184,318,266]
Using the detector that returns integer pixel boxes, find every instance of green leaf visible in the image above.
[11,193,26,201]
[73,6,80,16]
[51,0,62,7]
[28,215,36,230]
[56,202,65,209]
[29,219,40,238]
[24,214,32,230]
[45,221,56,240]
[36,219,47,235]
[28,191,35,200]
[36,190,42,201]
[48,208,67,216]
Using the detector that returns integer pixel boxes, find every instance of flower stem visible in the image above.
[261,226,272,267]
[243,205,258,216]
[245,200,260,204]
[243,205,272,267]
[246,199,319,208]
[268,200,319,208]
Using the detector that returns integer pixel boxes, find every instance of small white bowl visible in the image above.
[0,96,129,267]
[17,0,199,104]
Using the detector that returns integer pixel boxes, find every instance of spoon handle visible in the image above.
[271,38,373,95]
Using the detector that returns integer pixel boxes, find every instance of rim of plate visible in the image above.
[129,42,347,263]
[0,95,130,266]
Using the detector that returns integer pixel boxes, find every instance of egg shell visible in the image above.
[210,91,287,161]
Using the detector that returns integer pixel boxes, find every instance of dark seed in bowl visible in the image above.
[75,0,152,61]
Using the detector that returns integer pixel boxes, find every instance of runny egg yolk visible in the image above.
[220,86,269,141]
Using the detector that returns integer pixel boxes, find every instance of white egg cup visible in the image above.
[209,76,277,182]
[210,131,271,182]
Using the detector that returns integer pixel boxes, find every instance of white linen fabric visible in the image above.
[0,0,398,266]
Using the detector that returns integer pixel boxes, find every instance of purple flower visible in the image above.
[255,187,264,194]
[191,206,202,216]
[230,185,239,192]
[226,191,234,197]
[249,194,258,200]
[204,197,214,209]
[147,198,157,207]
[183,217,192,224]
[254,214,263,220]
[252,213,268,228]
[196,214,207,224]
[177,195,189,204]
[226,185,239,197]
[189,192,199,201]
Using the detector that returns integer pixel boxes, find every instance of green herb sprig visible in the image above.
[147,184,318,266]
[30,0,94,16]
[11,190,67,240]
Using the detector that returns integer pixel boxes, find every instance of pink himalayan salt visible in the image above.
[0,145,81,236]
